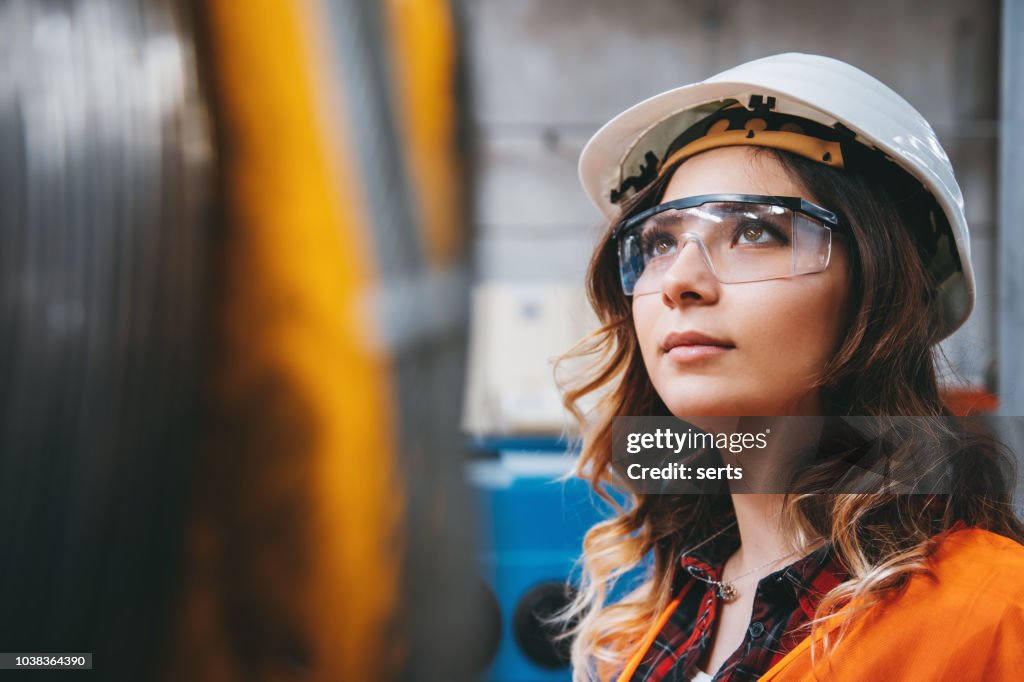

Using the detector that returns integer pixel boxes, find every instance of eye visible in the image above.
[741,225,765,243]
[731,220,789,247]
[652,236,675,255]
[639,227,678,259]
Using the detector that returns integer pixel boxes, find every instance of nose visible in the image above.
[659,234,721,306]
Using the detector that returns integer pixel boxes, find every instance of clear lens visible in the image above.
[618,201,833,295]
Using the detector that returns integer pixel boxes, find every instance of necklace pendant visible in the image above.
[718,582,738,602]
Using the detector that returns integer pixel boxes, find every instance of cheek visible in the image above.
[744,280,849,374]
[631,296,664,362]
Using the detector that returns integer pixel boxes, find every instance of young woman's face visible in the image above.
[632,146,851,416]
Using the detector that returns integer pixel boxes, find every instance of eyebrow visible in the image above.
[615,194,841,239]
[643,201,779,226]
[705,201,785,215]
[712,202,754,214]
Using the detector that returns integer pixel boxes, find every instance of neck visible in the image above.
[729,493,791,572]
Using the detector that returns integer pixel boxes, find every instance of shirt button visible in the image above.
[748,621,766,638]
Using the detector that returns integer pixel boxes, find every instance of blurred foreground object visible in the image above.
[0,0,211,678]
[175,0,480,679]
[169,0,403,679]
[1,0,480,679]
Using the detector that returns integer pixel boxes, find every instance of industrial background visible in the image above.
[1,1,1022,681]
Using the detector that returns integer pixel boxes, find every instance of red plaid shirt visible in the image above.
[628,516,847,681]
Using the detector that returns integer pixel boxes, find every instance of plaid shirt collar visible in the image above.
[634,510,848,682]
[675,518,844,620]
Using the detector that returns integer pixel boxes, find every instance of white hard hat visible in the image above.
[578,52,973,340]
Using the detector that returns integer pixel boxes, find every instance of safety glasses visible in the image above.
[612,194,847,296]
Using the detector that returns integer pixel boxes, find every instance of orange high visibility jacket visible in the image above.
[616,527,1024,681]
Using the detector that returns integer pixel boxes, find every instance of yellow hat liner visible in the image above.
[656,116,845,178]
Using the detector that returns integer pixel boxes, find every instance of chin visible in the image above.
[657,386,784,417]
[661,396,754,417]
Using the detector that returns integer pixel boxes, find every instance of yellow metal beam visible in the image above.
[170,1,402,679]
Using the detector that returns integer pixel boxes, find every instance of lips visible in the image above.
[661,330,735,353]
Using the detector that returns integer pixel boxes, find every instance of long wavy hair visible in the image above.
[552,144,1024,681]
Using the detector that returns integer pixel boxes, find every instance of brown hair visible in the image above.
[552,145,1024,680]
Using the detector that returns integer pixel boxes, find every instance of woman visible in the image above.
[554,54,1024,681]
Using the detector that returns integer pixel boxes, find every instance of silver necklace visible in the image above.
[686,548,800,602]
[684,520,802,602]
